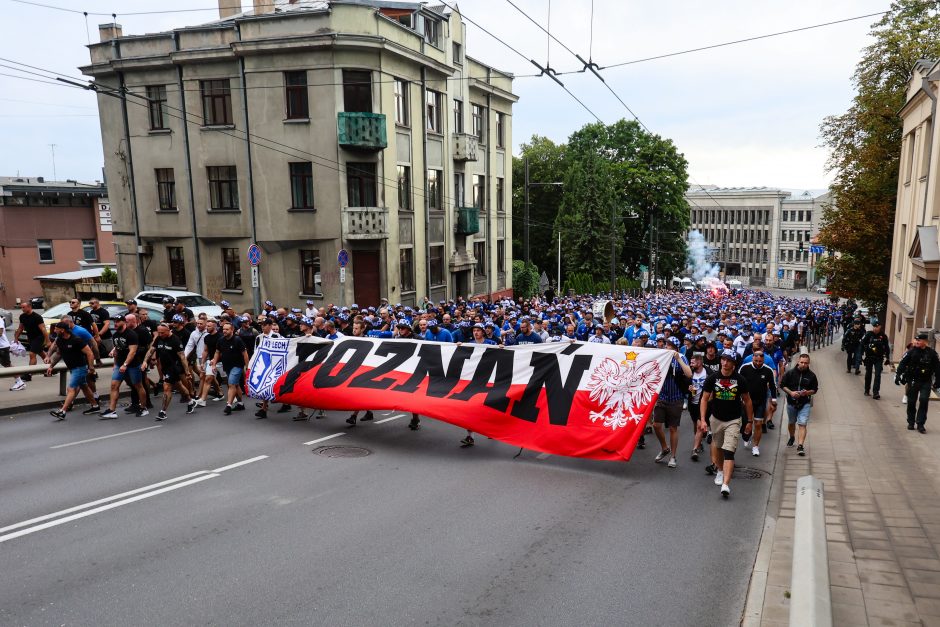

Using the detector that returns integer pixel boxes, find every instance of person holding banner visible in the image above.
[652,336,693,469]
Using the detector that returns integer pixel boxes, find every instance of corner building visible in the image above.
[81,0,517,311]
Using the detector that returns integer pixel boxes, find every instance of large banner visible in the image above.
[247,336,675,461]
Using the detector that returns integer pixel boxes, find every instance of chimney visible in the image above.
[98,23,123,42]
[218,0,241,19]
[253,0,275,15]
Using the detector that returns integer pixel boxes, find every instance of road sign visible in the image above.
[810,245,825,254]
[337,249,349,268]
[247,244,262,267]
[339,267,346,284]
[251,266,259,288]
[778,269,785,279]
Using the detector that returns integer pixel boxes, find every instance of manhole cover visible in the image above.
[734,466,767,479]
[313,445,371,458]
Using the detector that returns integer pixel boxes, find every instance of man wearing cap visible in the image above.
[162,297,177,323]
[738,347,778,457]
[842,319,865,375]
[860,321,891,399]
[99,315,149,420]
[651,336,693,468]
[46,322,97,421]
[896,332,940,433]
[700,349,754,498]
[424,318,453,343]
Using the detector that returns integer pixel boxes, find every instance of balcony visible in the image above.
[456,206,480,235]
[452,133,479,161]
[337,112,387,151]
[343,207,388,240]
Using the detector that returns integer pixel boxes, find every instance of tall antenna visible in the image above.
[49,143,57,181]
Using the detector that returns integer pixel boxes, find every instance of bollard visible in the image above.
[790,475,832,627]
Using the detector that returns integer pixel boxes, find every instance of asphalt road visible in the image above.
[0,398,778,626]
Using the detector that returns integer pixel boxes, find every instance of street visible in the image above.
[0,399,777,626]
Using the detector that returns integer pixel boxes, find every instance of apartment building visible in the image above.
[886,59,940,360]
[80,0,517,311]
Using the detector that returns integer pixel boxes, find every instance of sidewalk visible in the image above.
[743,342,940,626]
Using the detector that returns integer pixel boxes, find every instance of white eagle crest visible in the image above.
[586,353,662,429]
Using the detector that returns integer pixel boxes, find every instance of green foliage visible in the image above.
[512,136,566,281]
[512,260,541,299]
[100,267,119,285]
[818,1,940,307]
[563,272,639,295]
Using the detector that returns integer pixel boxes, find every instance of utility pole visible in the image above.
[523,156,529,266]
[648,211,655,292]
[610,204,616,294]
[557,231,561,294]
[48,144,57,181]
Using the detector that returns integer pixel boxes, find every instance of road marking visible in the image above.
[536,452,552,460]
[0,474,219,543]
[211,455,268,473]
[373,413,405,424]
[304,432,345,446]
[50,425,163,449]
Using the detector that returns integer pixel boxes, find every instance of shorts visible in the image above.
[112,364,143,385]
[27,337,45,355]
[710,417,741,453]
[752,401,767,421]
[226,366,244,386]
[787,404,811,426]
[653,399,683,428]
[162,365,184,385]
[0,347,10,368]
[68,365,88,389]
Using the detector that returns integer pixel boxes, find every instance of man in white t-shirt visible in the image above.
[0,316,26,391]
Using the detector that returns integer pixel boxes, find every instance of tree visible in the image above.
[512,136,566,282]
[819,0,940,307]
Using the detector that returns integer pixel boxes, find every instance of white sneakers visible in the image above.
[721,484,731,498]
[10,379,25,391]
[667,457,677,469]
[714,471,724,486]
[752,446,760,457]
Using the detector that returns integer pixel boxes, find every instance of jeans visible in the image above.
[864,360,883,395]
[906,379,932,427]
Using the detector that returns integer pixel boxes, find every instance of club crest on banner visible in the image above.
[247,336,291,401]
[586,351,662,429]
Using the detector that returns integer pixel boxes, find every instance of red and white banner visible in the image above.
[247,335,675,461]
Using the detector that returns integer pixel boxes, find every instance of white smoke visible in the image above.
[686,230,721,282]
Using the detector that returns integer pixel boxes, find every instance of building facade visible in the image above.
[886,59,940,361]
[0,176,112,308]
[685,185,829,289]
[81,0,516,311]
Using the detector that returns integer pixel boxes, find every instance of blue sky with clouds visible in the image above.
[0,0,891,189]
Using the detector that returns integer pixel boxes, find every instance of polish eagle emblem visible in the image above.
[585,351,662,429]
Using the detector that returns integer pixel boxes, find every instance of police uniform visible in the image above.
[860,328,890,398]
[896,333,940,432]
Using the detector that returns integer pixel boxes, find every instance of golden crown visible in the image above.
[621,351,639,365]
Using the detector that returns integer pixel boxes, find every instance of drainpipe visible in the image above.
[174,31,203,295]
[236,22,262,312]
[422,66,431,300]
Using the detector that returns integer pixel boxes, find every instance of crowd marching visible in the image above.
[6,285,931,498]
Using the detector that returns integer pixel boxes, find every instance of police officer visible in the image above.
[860,321,891,399]
[841,319,865,375]
[895,332,940,433]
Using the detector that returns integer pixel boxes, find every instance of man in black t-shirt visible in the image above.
[46,323,96,421]
[738,348,778,458]
[211,321,249,415]
[68,298,101,364]
[14,301,49,379]
[99,314,150,419]
[144,323,196,421]
[88,298,112,360]
[700,349,754,499]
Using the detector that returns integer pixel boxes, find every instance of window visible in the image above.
[497,237,505,274]
[201,79,233,126]
[454,172,465,208]
[393,79,409,126]
[222,248,241,290]
[471,104,485,142]
[300,249,322,295]
[473,174,485,211]
[156,168,176,210]
[146,85,168,130]
[782,211,788,222]
[343,70,372,113]
[474,241,486,277]
[427,169,443,210]
[397,165,411,211]
[399,215,415,292]
[426,90,443,133]
[429,245,445,286]
[37,239,53,263]
[289,162,315,209]
[496,113,505,148]
[396,12,412,28]
[285,71,309,119]
[423,17,440,47]
[347,162,377,207]
[207,166,239,210]
[453,41,463,64]
[168,247,186,287]
[82,239,97,261]
[453,99,464,133]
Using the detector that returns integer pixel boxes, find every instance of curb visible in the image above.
[790,475,831,627]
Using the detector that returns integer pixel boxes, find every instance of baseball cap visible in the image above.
[162,296,175,304]
[172,314,185,323]
[720,349,737,361]
[667,336,680,347]
[220,300,230,308]
[264,300,274,307]
[306,299,314,305]
[124,299,137,305]
[916,331,929,340]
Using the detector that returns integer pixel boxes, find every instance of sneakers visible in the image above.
[255,410,267,419]
[691,449,699,462]
[714,471,724,486]
[752,445,760,457]
[918,426,927,434]
[902,395,908,404]
[460,435,475,447]
[346,413,357,426]
[797,444,805,456]
[99,409,118,420]
[873,394,880,400]
[721,484,731,498]
[82,405,101,415]
[211,395,225,402]
[10,380,26,391]
[705,463,717,475]
[293,412,309,422]
[277,404,292,413]
[156,410,167,421]
[136,408,149,418]
[767,421,775,430]
[637,436,646,450]
[361,411,374,421]
[654,448,671,463]
[194,399,207,407]
[787,436,795,447]
[408,416,420,430]
[908,423,916,430]
[186,400,196,414]
[223,405,232,415]
[50,409,66,421]
[124,405,140,414]
[667,457,677,469]
[232,403,245,412]
[864,390,870,396]
[314,409,326,420]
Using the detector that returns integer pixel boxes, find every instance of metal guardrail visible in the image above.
[0,358,114,396]
[790,475,832,627]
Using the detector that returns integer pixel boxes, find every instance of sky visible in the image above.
[0,0,894,190]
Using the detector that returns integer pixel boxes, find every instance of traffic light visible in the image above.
[799,241,804,252]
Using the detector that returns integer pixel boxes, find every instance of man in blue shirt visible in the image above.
[649,336,693,467]
[424,319,453,342]
[515,319,543,344]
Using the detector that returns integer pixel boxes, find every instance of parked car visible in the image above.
[29,296,44,309]
[17,300,125,342]
[134,290,223,319]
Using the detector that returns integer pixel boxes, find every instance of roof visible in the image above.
[0,176,106,190]
[686,185,790,196]
[34,267,112,282]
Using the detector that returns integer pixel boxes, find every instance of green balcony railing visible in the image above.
[337,112,387,151]
[456,206,480,235]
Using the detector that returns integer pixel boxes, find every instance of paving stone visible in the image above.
[865,599,920,622]
[899,558,940,572]
[859,570,908,587]
[855,558,903,573]
[831,585,865,606]
[832,601,869,625]
[915,597,940,617]
[861,582,916,604]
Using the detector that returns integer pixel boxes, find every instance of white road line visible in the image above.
[304,432,345,446]
[373,414,405,424]
[49,425,163,449]
[0,470,210,534]
[0,474,219,543]
[536,452,552,460]
[211,455,268,473]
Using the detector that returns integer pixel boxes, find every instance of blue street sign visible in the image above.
[778,269,785,279]
[810,245,825,254]
[247,244,262,266]
[338,249,349,268]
